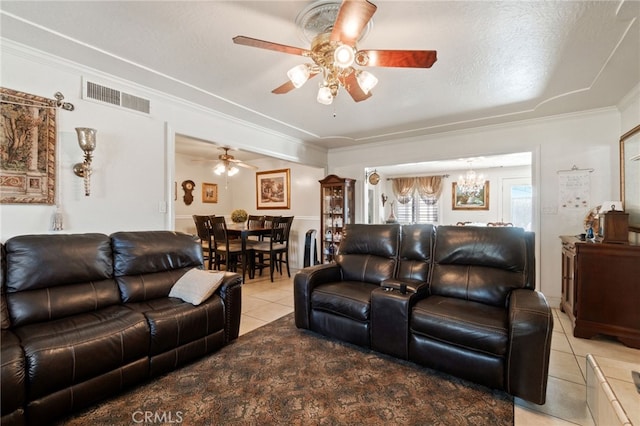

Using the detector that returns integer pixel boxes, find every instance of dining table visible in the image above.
[226,223,272,282]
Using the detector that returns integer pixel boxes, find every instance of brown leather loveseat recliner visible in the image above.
[1,231,242,425]
[294,223,553,405]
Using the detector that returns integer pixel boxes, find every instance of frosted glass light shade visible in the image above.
[334,45,355,68]
[214,164,226,175]
[356,70,378,94]
[287,64,310,88]
[317,86,333,105]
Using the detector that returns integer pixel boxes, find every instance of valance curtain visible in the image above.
[415,176,443,202]
[391,176,444,203]
[391,177,415,204]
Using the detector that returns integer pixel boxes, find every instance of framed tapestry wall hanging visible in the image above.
[0,88,57,204]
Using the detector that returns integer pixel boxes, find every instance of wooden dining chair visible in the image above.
[246,215,265,241]
[252,216,293,282]
[247,215,265,229]
[192,214,214,269]
[209,216,252,282]
[260,215,281,241]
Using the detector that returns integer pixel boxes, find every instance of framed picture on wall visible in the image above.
[202,182,218,203]
[0,87,57,204]
[452,181,490,210]
[256,168,290,209]
[620,124,640,231]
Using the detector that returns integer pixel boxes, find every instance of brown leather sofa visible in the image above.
[0,231,242,426]
[294,224,553,405]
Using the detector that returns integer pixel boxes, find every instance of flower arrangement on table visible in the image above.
[231,209,248,223]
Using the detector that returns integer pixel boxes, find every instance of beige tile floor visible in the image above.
[239,274,640,425]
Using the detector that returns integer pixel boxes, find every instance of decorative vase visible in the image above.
[386,201,397,223]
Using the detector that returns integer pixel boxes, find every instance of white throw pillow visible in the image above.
[169,268,226,306]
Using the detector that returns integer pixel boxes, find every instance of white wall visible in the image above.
[0,40,327,241]
[329,108,625,306]
[174,152,235,235]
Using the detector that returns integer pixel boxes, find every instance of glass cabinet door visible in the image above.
[320,175,355,263]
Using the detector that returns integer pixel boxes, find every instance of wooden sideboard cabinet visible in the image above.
[560,236,640,348]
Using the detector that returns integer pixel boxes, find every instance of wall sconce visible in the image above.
[73,127,97,196]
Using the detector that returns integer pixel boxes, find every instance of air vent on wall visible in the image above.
[83,80,151,114]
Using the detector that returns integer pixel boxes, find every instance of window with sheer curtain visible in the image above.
[392,176,443,224]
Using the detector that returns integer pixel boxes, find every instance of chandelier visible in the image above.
[286,32,378,105]
[458,164,485,196]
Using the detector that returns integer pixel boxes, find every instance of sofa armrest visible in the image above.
[506,289,554,405]
[218,272,243,342]
[294,263,342,329]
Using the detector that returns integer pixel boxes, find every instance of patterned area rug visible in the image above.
[60,313,513,425]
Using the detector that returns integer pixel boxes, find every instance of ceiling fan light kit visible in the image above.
[207,147,257,177]
[233,0,437,105]
[214,163,239,177]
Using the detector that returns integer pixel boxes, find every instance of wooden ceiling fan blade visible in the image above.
[233,36,310,56]
[272,71,319,94]
[330,0,377,45]
[340,71,372,102]
[272,81,296,94]
[236,162,258,170]
[357,49,437,68]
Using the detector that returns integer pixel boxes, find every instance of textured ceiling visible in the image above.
[1,0,639,152]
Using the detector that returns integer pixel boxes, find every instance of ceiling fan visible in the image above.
[233,0,437,105]
[207,147,258,176]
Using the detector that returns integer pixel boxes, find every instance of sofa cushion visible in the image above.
[112,231,203,276]
[4,234,118,326]
[336,254,397,284]
[13,305,149,401]
[126,297,225,356]
[7,279,122,328]
[396,224,435,282]
[1,243,10,331]
[311,281,379,322]
[339,224,400,258]
[1,330,24,420]
[5,233,113,292]
[111,231,204,303]
[411,295,509,357]
[430,226,529,306]
[335,224,400,284]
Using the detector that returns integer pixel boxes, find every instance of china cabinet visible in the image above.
[559,236,640,348]
[320,175,355,263]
